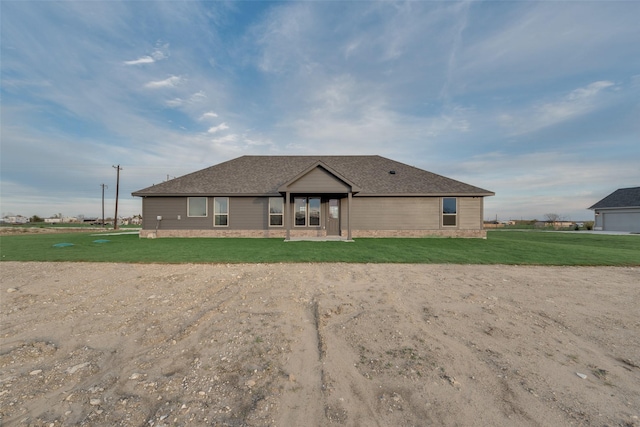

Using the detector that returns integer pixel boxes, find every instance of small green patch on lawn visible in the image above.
[0,231,638,265]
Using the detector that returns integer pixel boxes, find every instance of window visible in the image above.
[269,197,284,227]
[214,197,228,226]
[188,197,207,217]
[309,198,321,226]
[294,197,321,227]
[442,197,457,226]
[294,197,306,226]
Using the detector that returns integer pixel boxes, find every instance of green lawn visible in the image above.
[1,230,638,265]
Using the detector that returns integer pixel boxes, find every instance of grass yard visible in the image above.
[1,231,638,265]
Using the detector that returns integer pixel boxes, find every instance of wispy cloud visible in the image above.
[207,123,229,134]
[124,56,155,66]
[144,75,184,89]
[459,150,640,220]
[124,46,169,65]
[165,98,184,107]
[498,81,616,136]
[200,111,219,120]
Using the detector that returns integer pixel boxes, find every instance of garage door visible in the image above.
[602,212,640,232]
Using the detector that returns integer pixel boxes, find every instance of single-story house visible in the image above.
[132,155,495,239]
[588,186,640,233]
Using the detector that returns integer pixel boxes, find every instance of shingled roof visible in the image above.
[589,186,640,209]
[132,155,494,197]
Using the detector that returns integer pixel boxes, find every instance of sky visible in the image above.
[1,1,639,221]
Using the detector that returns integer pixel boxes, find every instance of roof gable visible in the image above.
[132,155,494,197]
[589,186,640,209]
[278,162,360,193]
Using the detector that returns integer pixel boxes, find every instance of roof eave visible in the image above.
[133,191,496,197]
[589,205,640,210]
[132,192,283,197]
[355,192,495,197]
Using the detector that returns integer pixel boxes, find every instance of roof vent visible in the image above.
[389,170,396,175]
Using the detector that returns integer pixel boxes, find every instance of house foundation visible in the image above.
[138,228,487,239]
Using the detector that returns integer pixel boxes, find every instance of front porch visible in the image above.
[279,161,360,241]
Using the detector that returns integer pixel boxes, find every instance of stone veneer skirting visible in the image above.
[351,229,486,238]
[139,229,487,239]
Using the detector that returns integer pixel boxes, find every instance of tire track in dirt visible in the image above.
[276,297,325,426]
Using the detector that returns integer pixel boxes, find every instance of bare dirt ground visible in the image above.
[0,228,108,236]
[1,262,639,427]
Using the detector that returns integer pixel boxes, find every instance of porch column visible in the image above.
[347,191,352,240]
[285,191,291,240]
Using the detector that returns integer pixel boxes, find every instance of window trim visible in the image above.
[187,197,208,218]
[442,197,457,227]
[213,197,229,227]
[269,197,284,227]
[294,197,307,227]
[308,197,321,227]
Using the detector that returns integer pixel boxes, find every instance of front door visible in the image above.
[327,199,340,236]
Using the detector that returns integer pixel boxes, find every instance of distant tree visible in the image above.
[544,213,561,223]
[31,215,43,223]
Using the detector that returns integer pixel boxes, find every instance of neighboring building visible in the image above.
[2,216,29,224]
[44,216,78,224]
[589,186,640,233]
[132,155,495,239]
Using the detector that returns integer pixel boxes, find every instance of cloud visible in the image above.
[165,98,184,107]
[455,150,639,221]
[144,75,183,89]
[498,81,615,135]
[124,56,155,65]
[189,91,206,102]
[211,134,238,144]
[124,45,169,65]
[207,123,229,134]
[151,48,168,61]
[200,111,219,120]
[245,135,273,147]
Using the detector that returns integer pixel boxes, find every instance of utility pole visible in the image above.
[100,184,108,227]
[112,165,122,230]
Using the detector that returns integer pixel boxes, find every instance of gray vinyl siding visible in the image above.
[287,167,350,193]
[230,197,269,229]
[350,197,440,230]
[351,196,482,230]
[142,196,271,230]
[142,195,485,232]
[458,197,482,229]
[141,197,210,230]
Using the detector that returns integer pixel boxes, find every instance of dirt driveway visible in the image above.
[1,262,639,426]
